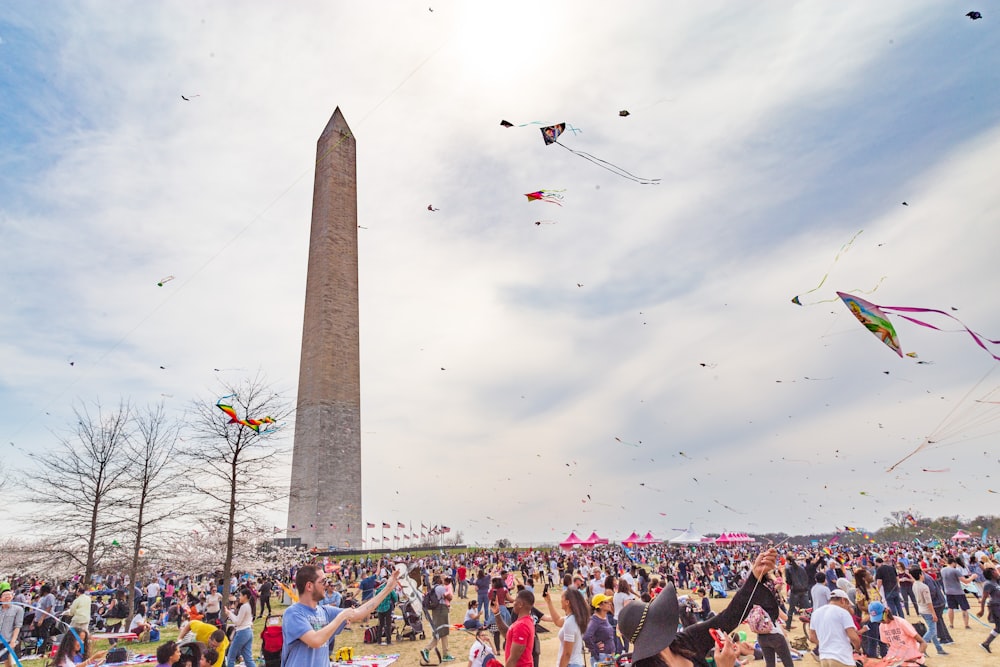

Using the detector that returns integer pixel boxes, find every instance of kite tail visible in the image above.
[554,142,660,185]
[796,276,886,306]
[792,230,864,304]
[881,306,1000,361]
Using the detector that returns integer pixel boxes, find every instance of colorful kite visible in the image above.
[838,292,1000,361]
[215,395,276,433]
[539,123,660,185]
[525,189,565,205]
[157,275,175,287]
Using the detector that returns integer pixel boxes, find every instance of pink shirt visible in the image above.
[879,618,924,664]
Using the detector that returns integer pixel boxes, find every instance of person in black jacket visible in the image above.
[620,549,780,667]
[784,554,811,630]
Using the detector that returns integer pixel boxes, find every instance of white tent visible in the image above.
[668,527,707,544]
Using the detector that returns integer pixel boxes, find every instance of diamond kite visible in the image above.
[838,292,1000,360]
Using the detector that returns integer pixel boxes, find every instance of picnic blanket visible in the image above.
[331,654,398,667]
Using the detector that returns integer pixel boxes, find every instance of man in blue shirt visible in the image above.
[282,565,399,667]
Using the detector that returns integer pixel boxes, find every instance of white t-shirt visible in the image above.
[128,613,146,632]
[613,591,633,619]
[468,639,493,667]
[556,614,586,666]
[809,604,855,665]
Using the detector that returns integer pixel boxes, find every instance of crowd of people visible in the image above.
[0,536,997,667]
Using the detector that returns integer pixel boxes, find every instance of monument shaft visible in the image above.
[287,108,361,549]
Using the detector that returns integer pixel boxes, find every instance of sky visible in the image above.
[2,1,1000,548]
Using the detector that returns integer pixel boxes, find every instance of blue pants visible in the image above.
[227,627,256,667]
[921,613,944,653]
[884,589,904,618]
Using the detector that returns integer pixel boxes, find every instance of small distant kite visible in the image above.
[921,468,950,473]
[157,275,175,287]
[525,189,565,205]
[216,395,276,433]
[540,123,660,185]
[180,94,200,101]
[534,220,557,226]
[619,110,630,117]
[838,291,1000,360]
[615,437,641,447]
[966,11,982,20]
[427,205,439,211]
[500,120,514,128]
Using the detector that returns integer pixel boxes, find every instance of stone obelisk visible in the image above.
[286,107,362,549]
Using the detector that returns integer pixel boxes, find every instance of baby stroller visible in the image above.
[260,615,283,667]
[394,600,425,641]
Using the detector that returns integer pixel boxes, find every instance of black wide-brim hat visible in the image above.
[617,583,680,662]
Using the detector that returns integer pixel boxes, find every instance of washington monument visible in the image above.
[286,107,362,549]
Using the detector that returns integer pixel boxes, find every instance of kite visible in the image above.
[619,110,630,117]
[215,395,276,433]
[539,123,660,185]
[500,120,514,127]
[921,468,950,473]
[534,220,557,226]
[615,437,641,447]
[791,230,882,305]
[525,189,565,205]
[838,291,1000,360]
[180,94,200,101]
[427,204,439,211]
[157,275,175,287]
[967,11,982,19]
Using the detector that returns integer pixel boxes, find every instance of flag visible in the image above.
[844,526,857,532]
[397,522,406,529]
[983,528,989,542]
[383,536,390,542]
[905,514,918,527]
[371,536,378,542]
[441,526,451,533]
[383,522,391,529]
[422,523,428,529]
[367,522,376,529]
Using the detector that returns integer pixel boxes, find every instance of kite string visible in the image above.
[886,364,998,471]
[553,141,660,185]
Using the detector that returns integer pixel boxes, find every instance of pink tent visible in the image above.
[621,531,642,545]
[642,531,662,544]
[584,531,609,546]
[559,531,584,549]
[715,532,754,544]
[951,530,971,541]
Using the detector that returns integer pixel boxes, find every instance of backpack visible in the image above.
[746,604,774,634]
[423,587,441,611]
[363,627,378,644]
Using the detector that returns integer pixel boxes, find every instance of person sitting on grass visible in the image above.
[464,600,483,630]
[129,603,152,643]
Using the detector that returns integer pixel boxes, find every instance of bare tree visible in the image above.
[180,375,291,602]
[119,403,186,631]
[21,401,133,582]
